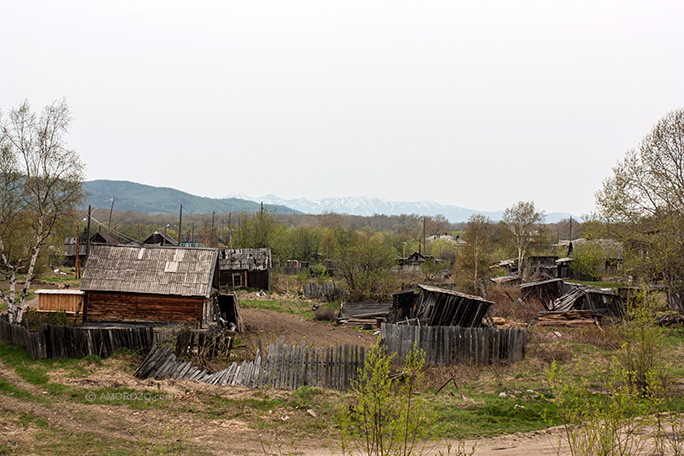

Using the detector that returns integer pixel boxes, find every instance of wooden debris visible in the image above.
[535,310,599,327]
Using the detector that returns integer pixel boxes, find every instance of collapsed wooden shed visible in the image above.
[80,245,221,328]
[549,285,624,317]
[520,278,565,308]
[414,285,492,327]
[219,248,272,291]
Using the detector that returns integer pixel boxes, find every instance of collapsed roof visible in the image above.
[414,285,492,327]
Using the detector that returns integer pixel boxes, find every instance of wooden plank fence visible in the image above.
[135,337,367,391]
[381,323,526,365]
[0,320,155,359]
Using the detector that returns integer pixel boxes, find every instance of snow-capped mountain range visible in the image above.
[228,193,574,223]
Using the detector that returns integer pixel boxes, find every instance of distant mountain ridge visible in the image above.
[83,180,574,222]
[231,193,575,223]
[83,180,301,215]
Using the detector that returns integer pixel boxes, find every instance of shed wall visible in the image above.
[84,291,204,324]
[38,294,83,313]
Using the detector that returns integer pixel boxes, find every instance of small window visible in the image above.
[231,273,242,288]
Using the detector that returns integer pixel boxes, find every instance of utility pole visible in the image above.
[107,196,116,242]
[228,213,233,249]
[178,204,183,246]
[423,217,426,256]
[85,205,92,260]
[211,211,215,248]
[75,221,80,279]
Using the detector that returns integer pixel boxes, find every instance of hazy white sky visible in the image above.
[2,0,683,216]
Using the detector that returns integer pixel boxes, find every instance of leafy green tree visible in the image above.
[276,225,322,261]
[570,240,607,281]
[502,201,545,275]
[0,100,85,323]
[232,205,281,251]
[595,109,684,311]
[333,230,395,301]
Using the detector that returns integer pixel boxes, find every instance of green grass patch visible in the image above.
[431,392,559,439]
[241,299,310,315]
[0,378,48,402]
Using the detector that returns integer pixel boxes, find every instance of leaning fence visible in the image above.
[381,323,526,365]
[135,337,367,391]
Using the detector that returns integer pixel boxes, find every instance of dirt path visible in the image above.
[240,307,378,348]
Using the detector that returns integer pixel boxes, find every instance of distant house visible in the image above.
[142,231,178,246]
[490,259,517,275]
[426,233,465,248]
[180,233,201,247]
[63,232,115,267]
[80,245,221,328]
[397,252,433,269]
[219,248,272,291]
[524,255,560,278]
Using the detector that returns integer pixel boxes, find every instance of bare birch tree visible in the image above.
[455,214,493,292]
[502,201,545,276]
[0,100,85,323]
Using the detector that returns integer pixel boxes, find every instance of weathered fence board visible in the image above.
[0,320,156,360]
[381,323,526,366]
[134,338,367,391]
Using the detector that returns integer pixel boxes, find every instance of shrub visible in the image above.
[336,344,434,456]
[313,307,337,322]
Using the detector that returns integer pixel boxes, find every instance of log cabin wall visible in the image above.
[84,291,204,324]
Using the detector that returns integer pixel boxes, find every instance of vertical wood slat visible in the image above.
[380,323,526,366]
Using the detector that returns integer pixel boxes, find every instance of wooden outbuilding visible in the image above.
[414,285,492,327]
[219,248,272,291]
[35,289,84,313]
[80,245,221,328]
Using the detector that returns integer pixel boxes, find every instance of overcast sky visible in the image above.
[2,0,683,216]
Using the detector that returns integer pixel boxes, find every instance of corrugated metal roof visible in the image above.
[81,245,219,298]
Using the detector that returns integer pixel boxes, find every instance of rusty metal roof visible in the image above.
[81,245,219,298]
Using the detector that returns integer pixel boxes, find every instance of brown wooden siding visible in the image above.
[38,293,83,313]
[84,291,204,324]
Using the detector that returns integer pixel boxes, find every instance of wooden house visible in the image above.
[396,252,433,269]
[63,232,114,267]
[80,245,221,328]
[219,248,272,291]
[142,231,178,246]
[35,289,84,313]
[524,255,560,277]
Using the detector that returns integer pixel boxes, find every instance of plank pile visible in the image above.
[536,310,599,327]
